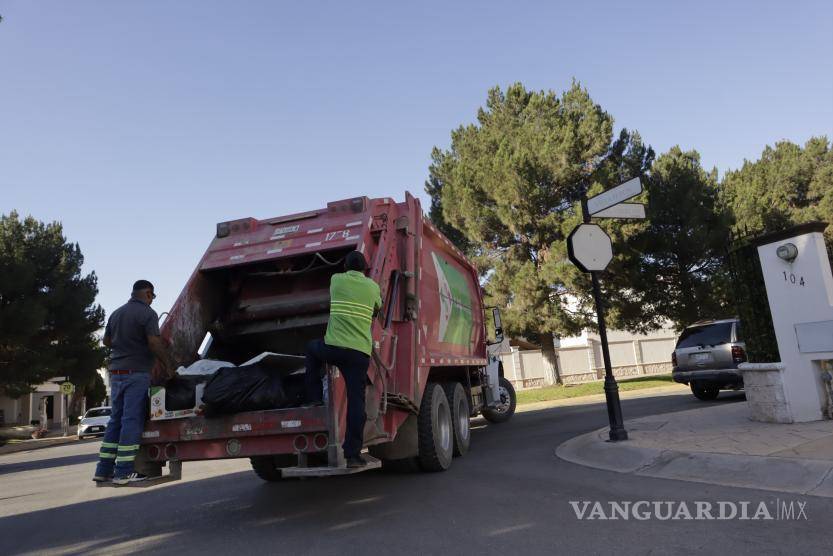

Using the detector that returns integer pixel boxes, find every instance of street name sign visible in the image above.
[587,177,642,216]
[568,178,644,442]
[567,224,613,272]
[592,202,646,220]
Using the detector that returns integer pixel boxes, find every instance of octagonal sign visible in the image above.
[567,224,613,272]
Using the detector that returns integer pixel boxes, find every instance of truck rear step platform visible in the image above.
[281,455,381,478]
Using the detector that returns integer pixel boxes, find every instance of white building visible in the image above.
[0,378,68,428]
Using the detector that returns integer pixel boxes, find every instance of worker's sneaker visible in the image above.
[346,455,367,469]
[92,475,112,483]
[112,472,150,486]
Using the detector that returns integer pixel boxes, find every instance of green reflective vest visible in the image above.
[324,270,382,356]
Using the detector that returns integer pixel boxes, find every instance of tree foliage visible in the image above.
[721,137,833,237]
[0,212,105,399]
[605,147,734,329]
[427,82,653,360]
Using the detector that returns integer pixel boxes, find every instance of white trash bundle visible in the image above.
[175,359,234,376]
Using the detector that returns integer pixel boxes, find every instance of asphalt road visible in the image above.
[1,390,831,556]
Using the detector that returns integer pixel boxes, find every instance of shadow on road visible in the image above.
[0,464,435,554]
[0,452,100,475]
[0,390,759,556]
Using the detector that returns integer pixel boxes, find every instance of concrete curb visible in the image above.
[556,427,833,498]
[0,435,84,457]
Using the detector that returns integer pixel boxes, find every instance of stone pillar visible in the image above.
[739,363,790,422]
[586,339,602,379]
[754,223,832,422]
[511,347,524,388]
[632,340,645,375]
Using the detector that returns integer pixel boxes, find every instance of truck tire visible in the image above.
[417,382,454,472]
[250,454,296,482]
[691,382,720,401]
[442,382,471,457]
[482,377,516,424]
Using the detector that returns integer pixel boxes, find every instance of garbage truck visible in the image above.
[137,192,516,481]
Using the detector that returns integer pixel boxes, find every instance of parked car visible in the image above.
[77,406,111,439]
[671,319,746,400]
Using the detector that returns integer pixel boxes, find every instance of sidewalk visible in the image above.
[0,425,81,456]
[557,401,833,498]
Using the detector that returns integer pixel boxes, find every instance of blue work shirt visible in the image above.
[105,298,160,373]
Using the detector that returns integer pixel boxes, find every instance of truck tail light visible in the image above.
[147,444,162,460]
[216,218,258,238]
[671,351,677,368]
[327,197,367,214]
[732,345,746,364]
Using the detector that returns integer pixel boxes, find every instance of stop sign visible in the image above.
[567,224,613,272]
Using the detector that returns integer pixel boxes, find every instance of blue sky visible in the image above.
[2,0,832,320]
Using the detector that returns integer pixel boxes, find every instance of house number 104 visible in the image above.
[783,271,805,286]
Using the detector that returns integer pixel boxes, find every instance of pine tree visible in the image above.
[721,137,833,237]
[0,212,106,403]
[426,82,652,381]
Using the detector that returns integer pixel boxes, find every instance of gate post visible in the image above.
[739,222,833,422]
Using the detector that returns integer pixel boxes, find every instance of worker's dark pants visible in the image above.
[305,339,369,459]
[95,371,150,479]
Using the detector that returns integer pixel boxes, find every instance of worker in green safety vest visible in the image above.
[304,250,382,468]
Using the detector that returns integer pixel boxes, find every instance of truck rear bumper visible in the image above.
[140,406,330,462]
[672,369,743,387]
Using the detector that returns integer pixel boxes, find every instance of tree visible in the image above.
[721,137,833,237]
[604,147,733,330]
[85,373,107,409]
[427,82,652,382]
[0,212,105,405]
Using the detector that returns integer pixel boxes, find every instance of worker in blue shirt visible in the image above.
[93,280,176,485]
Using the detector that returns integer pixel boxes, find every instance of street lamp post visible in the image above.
[580,197,628,441]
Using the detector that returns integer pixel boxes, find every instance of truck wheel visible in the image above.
[691,382,720,401]
[482,377,516,424]
[250,454,296,482]
[417,382,454,472]
[442,382,471,457]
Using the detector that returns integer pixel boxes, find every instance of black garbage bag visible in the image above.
[202,364,289,416]
[165,375,212,411]
[282,372,307,407]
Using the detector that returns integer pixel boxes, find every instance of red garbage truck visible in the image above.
[138,192,516,481]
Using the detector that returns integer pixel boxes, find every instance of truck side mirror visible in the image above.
[492,307,504,343]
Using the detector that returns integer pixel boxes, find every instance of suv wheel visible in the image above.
[691,381,720,401]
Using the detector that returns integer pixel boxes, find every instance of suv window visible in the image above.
[676,322,734,348]
[85,408,111,418]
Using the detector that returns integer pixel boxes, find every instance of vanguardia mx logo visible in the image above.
[569,499,808,521]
